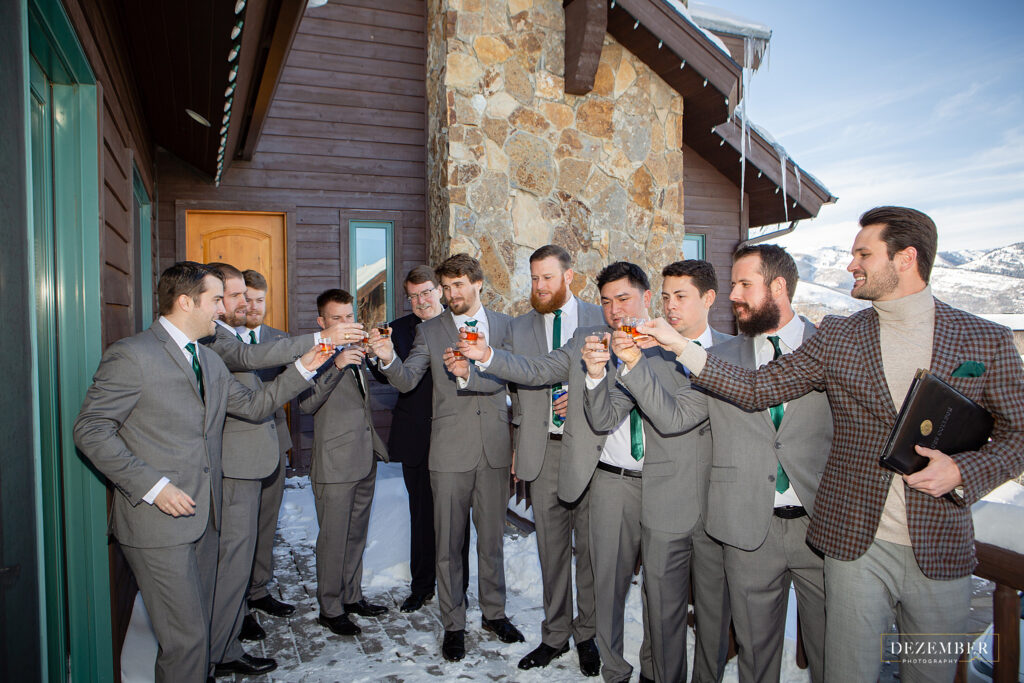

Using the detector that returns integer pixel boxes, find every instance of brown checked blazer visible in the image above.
[693,299,1024,580]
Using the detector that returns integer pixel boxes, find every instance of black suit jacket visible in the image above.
[370,312,433,466]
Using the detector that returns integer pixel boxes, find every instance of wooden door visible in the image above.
[185,211,288,330]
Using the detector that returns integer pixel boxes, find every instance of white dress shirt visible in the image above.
[236,324,261,343]
[754,314,806,509]
[585,357,644,471]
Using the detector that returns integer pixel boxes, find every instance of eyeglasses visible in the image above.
[406,287,437,302]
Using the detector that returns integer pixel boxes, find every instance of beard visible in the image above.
[448,297,473,316]
[734,296,782,337]
[851,261,899,301]
[530,279,570,314]
[225,305,248,327]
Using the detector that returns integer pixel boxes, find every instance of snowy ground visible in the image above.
[122,464,1022,682]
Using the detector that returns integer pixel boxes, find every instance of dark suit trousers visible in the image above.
[403,461,469,596]
[121,510,219,683]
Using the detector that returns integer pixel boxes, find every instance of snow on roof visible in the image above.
[739,117,835,200]
[356,256,387,290]
[660,0,733,58]
[689,2,772,41]
[977,313,1024,330]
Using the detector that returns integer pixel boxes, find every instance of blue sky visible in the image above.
[702,0,1024,253]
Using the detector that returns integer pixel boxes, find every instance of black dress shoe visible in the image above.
[442,629,466,662]
[344,598,388,617]
[400,591,434,613]
[481,616,525,643]
[576,637,601,677]
[214,653,277,676]
[318,612,361,636]
[238,613,266,642]
[518,641,570,669]
[248,594,295,618]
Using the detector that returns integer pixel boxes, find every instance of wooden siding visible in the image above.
[157,0,428,471]
[683,144,744,334]
[61,0,159,675]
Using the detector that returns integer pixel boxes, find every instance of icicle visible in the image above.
[778,147,789,222]
[794,165,802,205]
[739,37,754,215]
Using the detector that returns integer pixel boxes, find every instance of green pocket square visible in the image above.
[952,361,985,378]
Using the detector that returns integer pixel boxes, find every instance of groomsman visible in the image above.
[73,262,327,683]
[300,289,389,637]
[368,265,470,613]
[204,262,311,676]
[238,269,297,642]
[498,245,603,675]
[577,263,714,683]
[454,262,656,683]
[370,254,524,662]
[656,260,733,683]
[612,251,830,682]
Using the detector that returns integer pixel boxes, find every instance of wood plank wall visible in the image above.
[682,144,744,334]
[61,0,159,675]
[156,0,428,470]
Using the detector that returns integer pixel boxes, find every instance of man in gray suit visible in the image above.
[656,260,733,683]
[239,269,297,641]
[73,262,328,683]
[301,288,390,636]
[369,253,524,662]
[621,246,831,682]
[704,245,830,683]
[577,263,719,683]
[499,245,603,675]
[454,262,657,683]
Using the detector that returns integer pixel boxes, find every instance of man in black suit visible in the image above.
[369,265,469,612]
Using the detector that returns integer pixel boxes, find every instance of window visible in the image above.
[683,234,705,260]
[132,166,152,331]
[348,220,394,323]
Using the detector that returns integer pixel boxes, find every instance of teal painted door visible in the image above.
[30,54,67,681]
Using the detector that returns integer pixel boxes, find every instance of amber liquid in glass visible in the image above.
[464,330,479,341]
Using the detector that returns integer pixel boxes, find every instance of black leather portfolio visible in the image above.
[878,369,994,475]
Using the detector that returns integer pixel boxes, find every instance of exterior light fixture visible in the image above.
[185,109,211,127]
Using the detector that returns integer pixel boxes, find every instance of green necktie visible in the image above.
[249,330,257,344]
[185,342,204,401]
[551,309,565,428]
[235,331,244,342]
[629,408,644,461]
[768,335,789,493]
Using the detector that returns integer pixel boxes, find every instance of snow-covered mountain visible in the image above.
[788,242,1024,323]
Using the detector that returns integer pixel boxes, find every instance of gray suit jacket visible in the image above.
[202,322,314,373]
[585,346,711,535]
[257,324,294,455]
[299,361,388,484]
[471,325,612,503]
[704,319,833,550]
[381,308,513,473]
[503,298,605,483]
[73,322,311,548]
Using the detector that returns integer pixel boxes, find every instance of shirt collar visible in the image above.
[692,325,714,348]
[159,316,194,350]
[545,293,577,319]
[756,313,806,353]
[452,302,486,327]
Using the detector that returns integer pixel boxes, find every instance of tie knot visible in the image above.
[466,319,477,327]
[249,330,257,344]
[554,309,562,318]
[767,335,783,359]
[693,340,702,348]
[185,342,197,356]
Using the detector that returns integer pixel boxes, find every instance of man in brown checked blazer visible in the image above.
[639,207,1024,682]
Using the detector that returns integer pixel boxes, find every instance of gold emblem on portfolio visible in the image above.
[920,419,933,436]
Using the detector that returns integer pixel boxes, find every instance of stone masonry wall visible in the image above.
[428,0,688,315]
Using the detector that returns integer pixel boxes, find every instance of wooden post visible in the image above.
[991,583,1020,683]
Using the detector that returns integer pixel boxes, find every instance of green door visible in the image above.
[29,54,68,681]
[25,0,113,678]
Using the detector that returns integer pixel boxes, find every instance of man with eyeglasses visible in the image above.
[369,266,470,613]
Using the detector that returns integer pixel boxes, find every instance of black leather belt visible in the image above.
[596,461,642,479]
[773,505,807,519]
[548,432,563,441]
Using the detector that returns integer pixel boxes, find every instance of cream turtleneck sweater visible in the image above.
[873,285,935,546]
